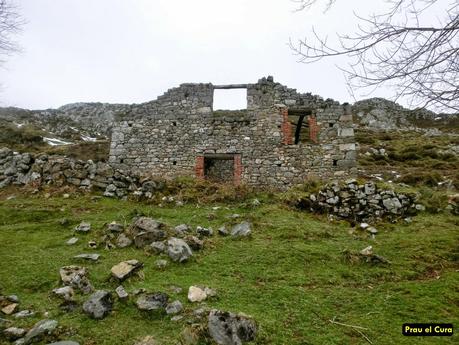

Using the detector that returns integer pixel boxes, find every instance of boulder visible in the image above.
[132,217,163,234]
[167,238,192,262]
[66,237,78,245]
[59,266,93,294]
[149,241,166,254]
[13,310,35,319]
[135,293,169,311]
[208,310,257,345]
[111,260,143,281]
[1,303,18,315]
[196,226,213,237]
[46,342,80,345]
[82,290,113,319]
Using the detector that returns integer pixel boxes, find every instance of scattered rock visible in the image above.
[135,293,169,311]
[107,222,124,233]
[115,286,129,300]
[155,259,168,269]
[218,226,229,236]
[74,254,100,261]
[22,319,58,344]
[7,295,19,303]
[88,240,98,249]
[184,235,204,251]
[75,222,91,233]
[165,300,183,315]
[360,246,373,256]
[59,266,93,294]
[111,260,143,281]
[187,286,216,303]
[52,286,75,301]
[174,224,190,236]
[66,237,78,245]
[231,222,252,237]
[196,226,213,237]
[132,217,163,234]
[167,237,192,262]
[1,303,18,315]
[3,327,26,341]
[149,241,166,254]
[14,310,35,319]
[116,233,132,248]
[46,341,80,345]
[208,310,257,345]
[134,230,167,248]
[82,290,113,319]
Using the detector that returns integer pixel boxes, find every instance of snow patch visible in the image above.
[43,137,72,146]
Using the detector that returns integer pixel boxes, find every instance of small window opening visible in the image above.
[172,160,177,165]
[213,89,247,110]
[172,121,177,126]
[333,159,338,166]
[288,110,313,144]
[128,123,133,127]
[184,91,190,98]
[120,158,124,164]
[329,122,334,128]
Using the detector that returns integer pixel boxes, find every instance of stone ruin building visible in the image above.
[109,77,356,188]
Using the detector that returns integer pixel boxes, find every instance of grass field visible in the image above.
[0,190,458,345]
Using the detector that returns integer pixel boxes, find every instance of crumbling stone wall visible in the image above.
[109,77,356,188]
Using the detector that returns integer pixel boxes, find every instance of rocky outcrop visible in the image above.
[352,98,458,132]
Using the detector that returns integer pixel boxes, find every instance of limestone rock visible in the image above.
[1,303,18,315]
[115,285,128,300]
[149,241,166,254]
[74,253,100,261]
[46,342,80,345]
[59,266,93,294]
[134,230,167,248]
[155,259,168,269]
[3,327,26,341]
[116,233,132,248]
[167,237,192,262]
[165,300,183,315]
[111,260,143,281]
[22,319,58,344]
[196,226,213,237]
[135,293,169,311]
[231,222,252,237]
[82,290,113,319]
[75,222,91,233]
[13,310,35,319]
[107,222,124,233]
[187,286,216,303]
[184,235,204,251]
[52,286,75,301]
[174,224,190,236]
[66,237,78,245]
[133,217,163,234]
[208,310,257,345]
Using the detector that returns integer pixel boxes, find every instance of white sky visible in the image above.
[0,0,448,110]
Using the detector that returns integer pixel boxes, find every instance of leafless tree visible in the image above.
[291,0,459,112]
[0,0,22,63]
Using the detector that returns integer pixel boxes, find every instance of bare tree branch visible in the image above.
[291,0,459,112]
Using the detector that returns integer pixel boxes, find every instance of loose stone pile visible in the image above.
[295,179,421,222]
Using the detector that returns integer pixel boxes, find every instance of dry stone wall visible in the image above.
[109,77,357,188]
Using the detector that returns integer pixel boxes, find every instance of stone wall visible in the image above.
[109,77,357,188]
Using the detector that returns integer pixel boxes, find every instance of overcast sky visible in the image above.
[0,0,448,110]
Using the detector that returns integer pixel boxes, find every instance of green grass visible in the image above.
[0,192,458,344]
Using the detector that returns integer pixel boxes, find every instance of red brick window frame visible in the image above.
[280,108,293,145]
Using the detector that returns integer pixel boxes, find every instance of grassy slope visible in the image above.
[0,193,458,345]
